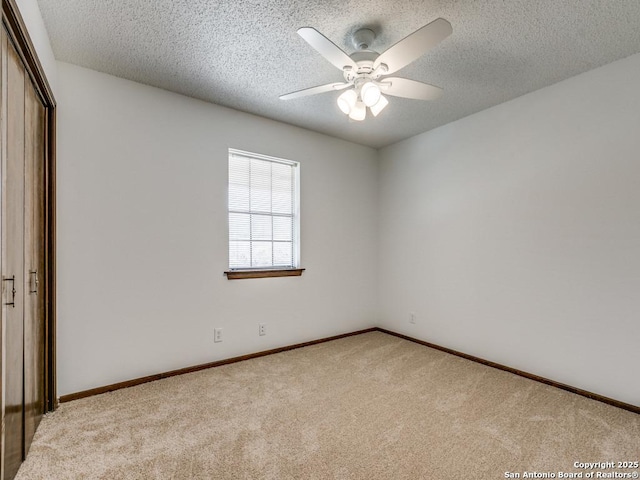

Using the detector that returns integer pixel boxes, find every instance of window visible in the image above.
[226,149,302,279]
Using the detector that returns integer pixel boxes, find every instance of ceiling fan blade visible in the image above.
[297,27,359,71]
[374,18,452,74]
[280,82,350,100]
[383,77,443,100]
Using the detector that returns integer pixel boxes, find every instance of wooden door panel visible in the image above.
[23,71,46,456]
[0,5,55,478]
[2,33,26,480]
[0,27,4,480]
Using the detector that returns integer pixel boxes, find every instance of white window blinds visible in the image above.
[228,149,299,270]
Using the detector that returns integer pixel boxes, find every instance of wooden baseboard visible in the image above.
[377,328,639,415]
[58,328,377,403]
[60,326,639,415]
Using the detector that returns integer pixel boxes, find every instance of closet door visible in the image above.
[0,5,54,478]
[23,66,46,456]
[1,30,26,480]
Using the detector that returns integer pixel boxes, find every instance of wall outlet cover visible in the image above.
[214,328,223,342]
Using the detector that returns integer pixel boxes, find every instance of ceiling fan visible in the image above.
[280,18,452,121]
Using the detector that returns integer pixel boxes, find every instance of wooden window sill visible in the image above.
[224,268,305,280]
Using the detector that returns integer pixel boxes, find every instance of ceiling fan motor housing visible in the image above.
[343,51,387,85]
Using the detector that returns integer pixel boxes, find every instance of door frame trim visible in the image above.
[2,0,57,412]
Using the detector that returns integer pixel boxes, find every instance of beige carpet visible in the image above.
[16,332,639,479]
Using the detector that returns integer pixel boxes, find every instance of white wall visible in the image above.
[54,50,640,406]
[378,53,640,406]
[15,0,57,94]
[56,62,378,396]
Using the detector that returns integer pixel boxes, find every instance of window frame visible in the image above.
[225,148,303,280]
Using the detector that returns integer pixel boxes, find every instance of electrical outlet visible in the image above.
[409,312,416,324]
[259,323,266,336]
[214,328,223,343]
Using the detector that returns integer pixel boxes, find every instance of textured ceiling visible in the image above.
[38,0,640,148]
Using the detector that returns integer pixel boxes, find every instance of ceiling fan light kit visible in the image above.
[370,94,389,117]
[338,80,387,118]
[280,18,453,122]
[337,89,358,114]
[361,82,381,107]
[349,101,367,121]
